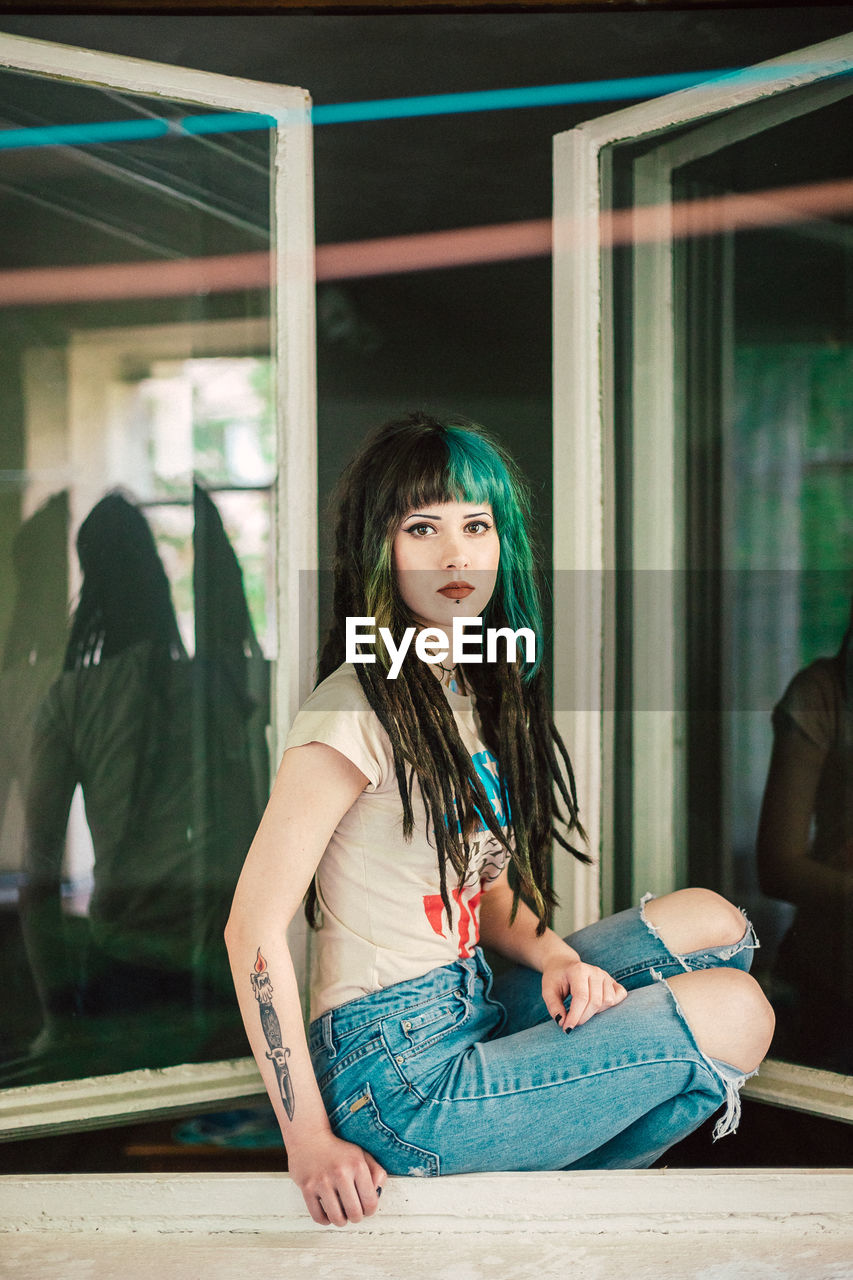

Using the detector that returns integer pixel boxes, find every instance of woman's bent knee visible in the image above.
[665,968,775,1075]
[643,887,750,955]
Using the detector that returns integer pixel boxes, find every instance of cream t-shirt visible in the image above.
[283,662,512,1020]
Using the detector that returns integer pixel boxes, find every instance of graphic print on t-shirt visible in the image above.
[422,747,511,957]
[423,884,484,959]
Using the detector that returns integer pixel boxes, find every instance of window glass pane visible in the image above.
[0,67,274,1084]
[677,92,852,1075]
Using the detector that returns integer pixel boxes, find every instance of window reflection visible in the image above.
[719,346,852,1076]
[0,341,276,1084]
[674,89,852,1079]
[0,495,71,1074]
[756,598,853,1075]
[0,61,276,1084]
[1,335,274,1085]
[11,484,270,1083]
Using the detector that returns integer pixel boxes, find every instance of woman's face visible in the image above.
[392,499,500,632]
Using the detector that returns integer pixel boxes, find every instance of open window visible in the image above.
[553,33,853,1121]
[0,33,316,1138]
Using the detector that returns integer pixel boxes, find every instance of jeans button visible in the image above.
[402,1020,412,1031]
[396,1055,404,1065]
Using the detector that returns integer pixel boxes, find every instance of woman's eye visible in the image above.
[403,519,492,536]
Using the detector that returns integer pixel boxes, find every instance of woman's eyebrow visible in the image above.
[403,510,491,521]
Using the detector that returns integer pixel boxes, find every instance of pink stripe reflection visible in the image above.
[315,218,551,279]
[600,177,853,247]
[0,252,271,307]
[0,178,849,307]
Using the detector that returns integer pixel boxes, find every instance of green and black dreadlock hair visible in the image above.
[306,412,590,934]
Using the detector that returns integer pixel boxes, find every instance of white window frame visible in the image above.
[552,32,853,1124]
[0,32,316,1137]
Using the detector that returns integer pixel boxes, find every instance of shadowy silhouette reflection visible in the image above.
[17,491,267,1081]
[757,597,853,1073]
[0,493,69,872]
[0,495,70,1081]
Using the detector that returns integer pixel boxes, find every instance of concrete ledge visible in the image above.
[5,1173,853,1280]
[2,1170,852,1236]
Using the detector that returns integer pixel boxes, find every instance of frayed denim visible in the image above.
[638,891,760,1141]
[308,898,761,1177]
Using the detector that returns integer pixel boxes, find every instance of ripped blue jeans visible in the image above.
[308,896,760,1176]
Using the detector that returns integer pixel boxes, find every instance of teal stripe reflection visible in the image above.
[0,118,172,149]
[180,111,277,135]
[312,70,732,123]
[310,63,848,122]
[0,64,846,150]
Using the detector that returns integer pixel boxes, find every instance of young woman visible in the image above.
[225,413,774,1227]
[757,595,853,1073]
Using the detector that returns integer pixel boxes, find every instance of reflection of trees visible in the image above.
[138,357,276,652]
[188,357,275,484]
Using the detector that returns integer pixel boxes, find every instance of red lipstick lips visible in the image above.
[438,581,475,601]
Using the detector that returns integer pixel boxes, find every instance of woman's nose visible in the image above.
[442,539,469,569]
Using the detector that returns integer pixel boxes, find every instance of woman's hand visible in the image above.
[287,1131,387,1227]
[542,954,627,1031]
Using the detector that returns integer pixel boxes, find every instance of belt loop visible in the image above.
[474,945,493,994]
[321,1009,337,1059]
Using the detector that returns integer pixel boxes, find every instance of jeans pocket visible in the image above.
[382,988,471,1062]
[330,1082,440,1178]
[311,1030,383,1093]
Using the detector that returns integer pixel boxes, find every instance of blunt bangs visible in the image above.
[378,428,484,524]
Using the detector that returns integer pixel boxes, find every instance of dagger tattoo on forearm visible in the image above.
[250,948,295,1120]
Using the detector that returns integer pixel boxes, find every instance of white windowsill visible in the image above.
[0,1058,265,1141]
[2,1169,852,1235]
[2,1170,852,1280]
[1,1054,849,1142]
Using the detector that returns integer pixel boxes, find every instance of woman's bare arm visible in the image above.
[479,871,626,1029]
[224,740,387,1226]
[757,724,853,927]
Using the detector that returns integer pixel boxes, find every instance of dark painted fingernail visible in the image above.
[376,1187,382,1197]
[563,1025,573,1034]
[553,1014,562,1024]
